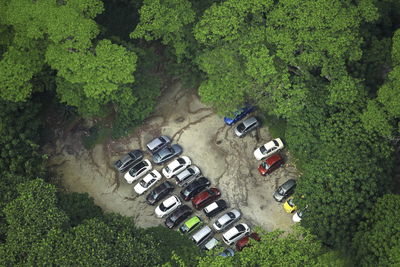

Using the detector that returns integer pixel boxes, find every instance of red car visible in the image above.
[258,153,284,175]
[236,232,261,251]
[191,188,221,210]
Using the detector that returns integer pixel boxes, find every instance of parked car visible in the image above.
[179,216,203,235]
[146,181,174,205]
[203,237,219,251]
[222,223,251,245]
[175,165,201,187]
[114,150,143,172]
[258,153,284,175]
[192,188,221,210]
[234,116,260,137]
[124,159,152,184]
[253,138,284,160]
[203,199,228,218]
[224,106,256,126]
[180,177,211,201]
[273,179,296,202]
[293,210,303,223]
[162,156,191,178]
[213,209,241,232]
[155,195,181,218]
[191,226,214,247]
[283,197,297,213]
[165,205,193,229]
[146,136,171,154]
[219,248,235,257]
[152,144,182,165]
[134,170,162,195]
[236,232,261,251]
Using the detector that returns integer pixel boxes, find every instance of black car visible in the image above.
[180,177,211,201]
[165,205,193,229]
[273,179,296,202]
[114,150,143,172]
[146,181,174,205]
[203,199,228,218]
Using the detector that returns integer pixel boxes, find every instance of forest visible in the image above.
[0,0,400,266]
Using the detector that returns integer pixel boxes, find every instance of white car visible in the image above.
[292,210,303,223]
[155,195,181,218]
[253,138,284,160]
[222,223,250,245]
[134,170,162,195]
[162,156,191,178]
[124,159,152,184]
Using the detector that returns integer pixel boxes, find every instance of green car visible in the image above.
[179,216,202,235]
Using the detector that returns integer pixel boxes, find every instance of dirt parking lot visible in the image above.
[46,81,299,233]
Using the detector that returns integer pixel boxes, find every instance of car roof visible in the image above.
[163,195,178,206]
[204,202,218,212]
[265,153,283,165]
[241,116,258,127]
[281,179,296,189]
[185,216,201,228]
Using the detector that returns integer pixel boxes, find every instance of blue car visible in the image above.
[224,106,256,126]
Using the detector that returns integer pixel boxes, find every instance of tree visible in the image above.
[0,179,69,266]
[130,0,196,60]
[296,106,393,248]
[353,194,400,266]
[193,0,379,116]
[57,192,103,227]
[198,226,329,267]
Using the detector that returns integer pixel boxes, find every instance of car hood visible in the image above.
[258,164,267,175]
[134,183,146,194]
[224,117,235,125]
[273,191,284,202]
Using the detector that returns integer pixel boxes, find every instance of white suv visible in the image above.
[222,223,250,245]
[162,156,191,178]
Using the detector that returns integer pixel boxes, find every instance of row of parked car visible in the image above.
[224,106,304,221]
[114,136,258,254]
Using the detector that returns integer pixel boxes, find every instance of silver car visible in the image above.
[212,209,241,232]
[146,136,171,154]
[152,144,182,165]
[234,116,260,137]
[175,165,201,187]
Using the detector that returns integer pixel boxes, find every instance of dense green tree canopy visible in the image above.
[353,194,400,266]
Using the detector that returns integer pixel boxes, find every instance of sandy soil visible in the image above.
[45,81,299,232]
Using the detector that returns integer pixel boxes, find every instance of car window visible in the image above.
[231,233,241,240]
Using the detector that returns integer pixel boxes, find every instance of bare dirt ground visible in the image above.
[45,81,299,232]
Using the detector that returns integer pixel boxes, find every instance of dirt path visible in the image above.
[45,82,299,231]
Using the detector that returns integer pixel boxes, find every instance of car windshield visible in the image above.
[215,221,222,228]
[180,225,189,232]
[237,123,246,132]
[159,202,170,212]
[115,160,122,167]
[228,212,235,219]
[260,145,267,154]
[288,198,295,207]
[165,166,170,173]
[236,224,245,232]
[177,158,185,164]
[278,187,285,195]
[159,136,166,143]
[273,140,279,147]
[139,179,148,187]
[261,161,267,168]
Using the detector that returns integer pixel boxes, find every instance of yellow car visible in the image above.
[283,197,297,213]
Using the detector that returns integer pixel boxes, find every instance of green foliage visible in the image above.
[83,124,111,150]
[0,179,69,266]
[296,106,393,248]
[353,194,400,266]
[145,226,200,266]
[57,192,103,227]
[0,100,45,239]
[131,0,196,59]
[198,226,326,267]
